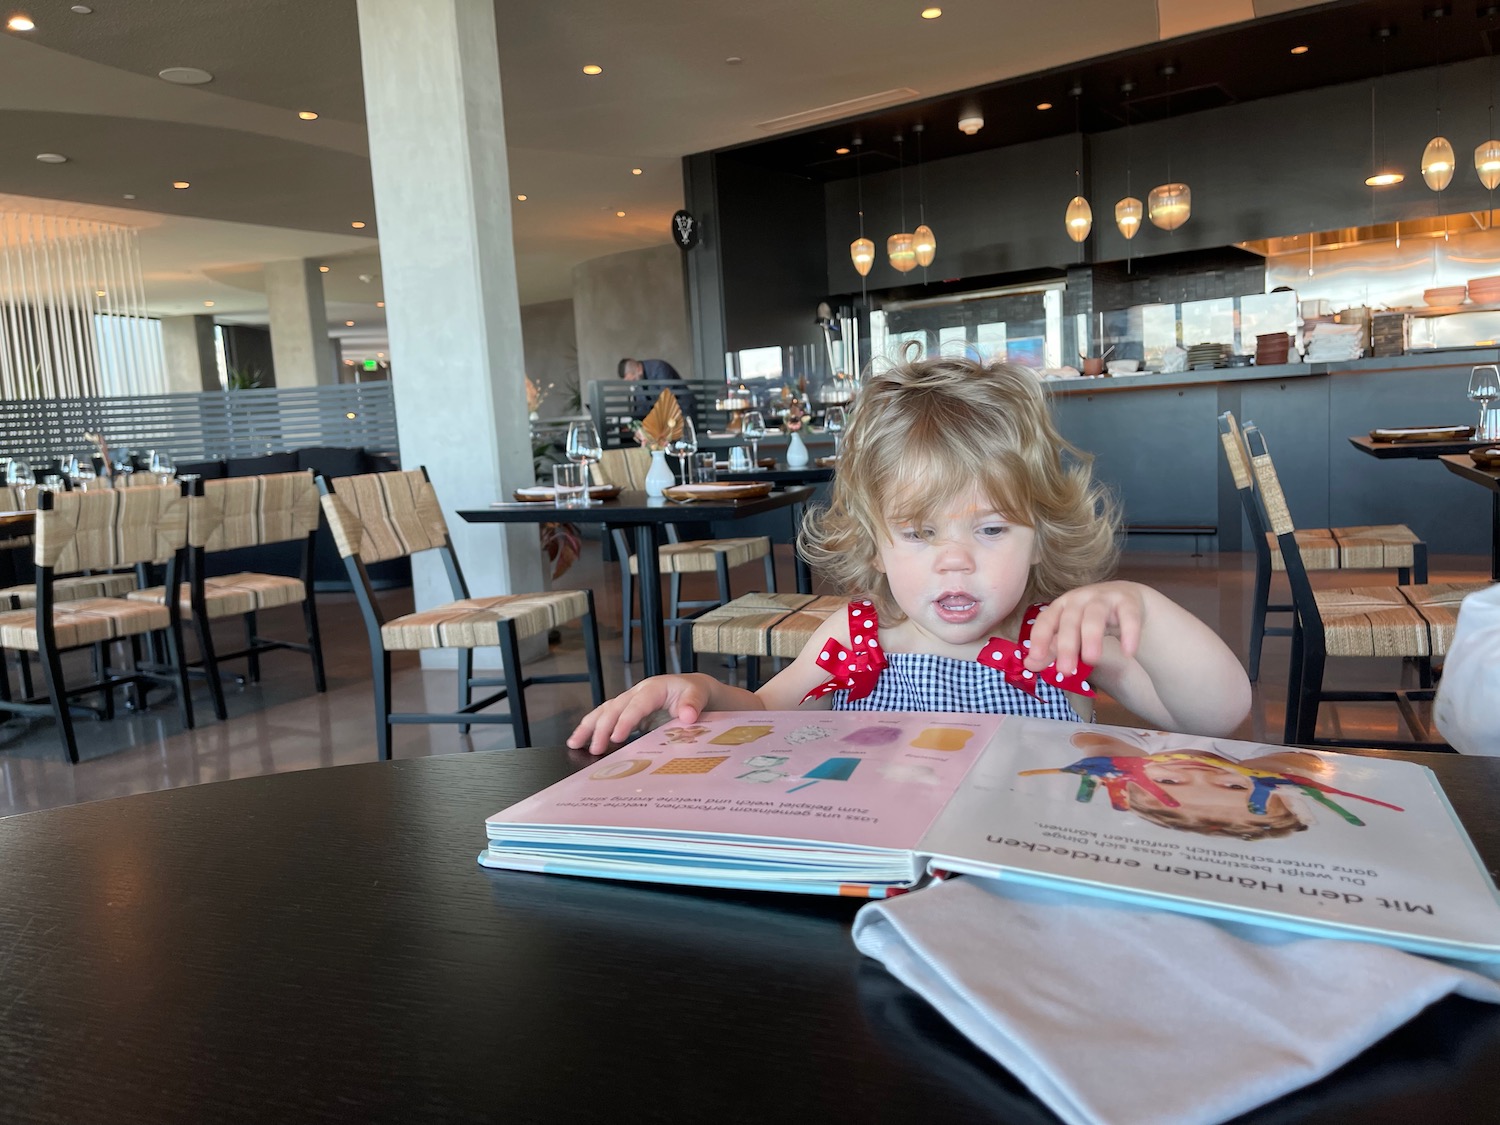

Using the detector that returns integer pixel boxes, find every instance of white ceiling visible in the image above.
[0,0,1324,358]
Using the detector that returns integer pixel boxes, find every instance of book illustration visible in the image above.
[589,758,651,780]
[1018,731,1406,840]
[738,754,790,784]
[653,756,730,775]
[784,724,832,745]
[663,724,712,744]
[710,725,774,746]
[842,725,904,746]
[910,727,976,752]
[880,762,942,786]
[788,756,861,793]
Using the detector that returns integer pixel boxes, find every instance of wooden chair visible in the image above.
[683,592,844,689]
[1230,417,1491,749]
[127,472,326,721]
[317,468,604,757]
[0,484,194,763]
[1217,411,1427,682]
[593,448,776,663]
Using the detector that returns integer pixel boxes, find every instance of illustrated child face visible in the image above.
[875,485,1039,648]
[1136,759,1255,817]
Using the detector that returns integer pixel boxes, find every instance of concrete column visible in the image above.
[356,0,541,667]
[159,314,220,393]
[264,258,336,388]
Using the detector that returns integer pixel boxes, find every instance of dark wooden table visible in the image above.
[716,463,835,486]
[459,486,815,677]
[1440,453,1500,579]
[0,510,35,542]
[1348,435,1487,460]
[0,747,1496,1124]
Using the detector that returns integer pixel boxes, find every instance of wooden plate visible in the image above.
[512,484,622,502]
[662,481,774,502]
[1369,425,1476,442]
[1470,447,1500,468]
[815,455,840,467]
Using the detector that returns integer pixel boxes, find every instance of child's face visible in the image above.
[875,486,1038,648]
[1137,759,1255,815]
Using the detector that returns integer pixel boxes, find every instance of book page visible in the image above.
[491,711,1003,851]
[919,717,1500,957]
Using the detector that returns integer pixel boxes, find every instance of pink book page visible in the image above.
[492,711,1005,850]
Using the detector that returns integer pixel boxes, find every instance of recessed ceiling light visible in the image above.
[172,180,191,189]
[319,265,330,273]
[35,153,67,164]
[70,4,91,12]
[377,352,385,358]
[298,111,319,121]
[203,300,215,307]
[631,167,642,175]
[725,56,743,64]
[835,147,850,155]
[921,7,942,18]
[582,64,602,75]
[345,410,357,418]
[94,289,105,297]
[7,14,34,31]
[376,301,385,308]
[158,67,214,85]
[1290,45,1309,54]
[616,211,626,217]
[1036,102,1053,111]
[1365,171,1404,186]
[351,220,366,228]
[516,194,527,201]
[345,320,355,327]
[122,193,136,200]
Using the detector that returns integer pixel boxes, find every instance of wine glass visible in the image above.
[1469,365,1500,441]
[666,416,697,484]
[565,419,603,504]
[740,410,766,469]
[824,405,846,456]
[6,458,34,509]
[149,449,176,485]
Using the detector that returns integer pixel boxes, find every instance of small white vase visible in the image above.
[785,430,810,468]
[644,449,675,497]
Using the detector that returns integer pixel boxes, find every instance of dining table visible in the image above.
[459,485,816,678]
[0,744,1496,1124]
[1347,434,1487,460]
[1439,453,1500,580]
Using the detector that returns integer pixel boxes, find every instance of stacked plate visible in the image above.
[1186,342,1229,370]
[1423,285,1467,307]
[1256,332,1292,365]
[1468,275,1500,305]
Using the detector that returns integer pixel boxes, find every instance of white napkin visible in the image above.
[1435,583,1500,756]
[852,877,1500,1125]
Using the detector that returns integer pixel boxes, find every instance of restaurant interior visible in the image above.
[1,3,1498,1123]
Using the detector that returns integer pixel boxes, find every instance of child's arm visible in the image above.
[1024,581,1251,737]
[566,605,850,755]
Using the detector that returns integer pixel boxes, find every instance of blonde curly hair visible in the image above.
[799,356,1119,621]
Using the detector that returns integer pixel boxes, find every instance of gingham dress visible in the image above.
[831,651,1085,720]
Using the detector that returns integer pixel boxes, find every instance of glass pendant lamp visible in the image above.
[1422,137,1455,191]
[912,225,936,267]
[886,233,917,273]
[1064,196,1092,242]
[850,237,874,276]
[1478,140,1500,190]
[1148,183,1191,230]
[1115,196,1143,239]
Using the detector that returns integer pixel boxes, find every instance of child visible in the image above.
[570,357,1251,755]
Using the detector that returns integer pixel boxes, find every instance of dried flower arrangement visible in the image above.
[630,389,684,452]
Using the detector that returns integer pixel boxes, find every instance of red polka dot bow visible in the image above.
[803,600,888,703]
[975,603,1095,698]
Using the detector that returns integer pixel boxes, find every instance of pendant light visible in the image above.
[1364,28,1404,187]
[886,133,917,273]
[1063,84,1092,243]
[1115,79,1143,240]
[849,136,874,276]
[1480,44,1500,190]
[911,122,936,270]
[1421,6,1454,192]
[1148,63,1191,230]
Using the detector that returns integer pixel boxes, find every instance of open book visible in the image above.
[480,712,1500,962]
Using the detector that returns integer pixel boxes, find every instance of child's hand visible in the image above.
[567,674,718,756]
[1024,582,1146,677]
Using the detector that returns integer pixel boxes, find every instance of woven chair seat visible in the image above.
[128,573,307,617]
[0,596,168,652]
[3,571,136,608]
[1314,582,1490,659]
[628,536,770,575]
[381,589,590,651]
[1265,525,1419,572]
[692,592,846,659]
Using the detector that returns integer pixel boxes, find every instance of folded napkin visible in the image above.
[852,877,1500,1125]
